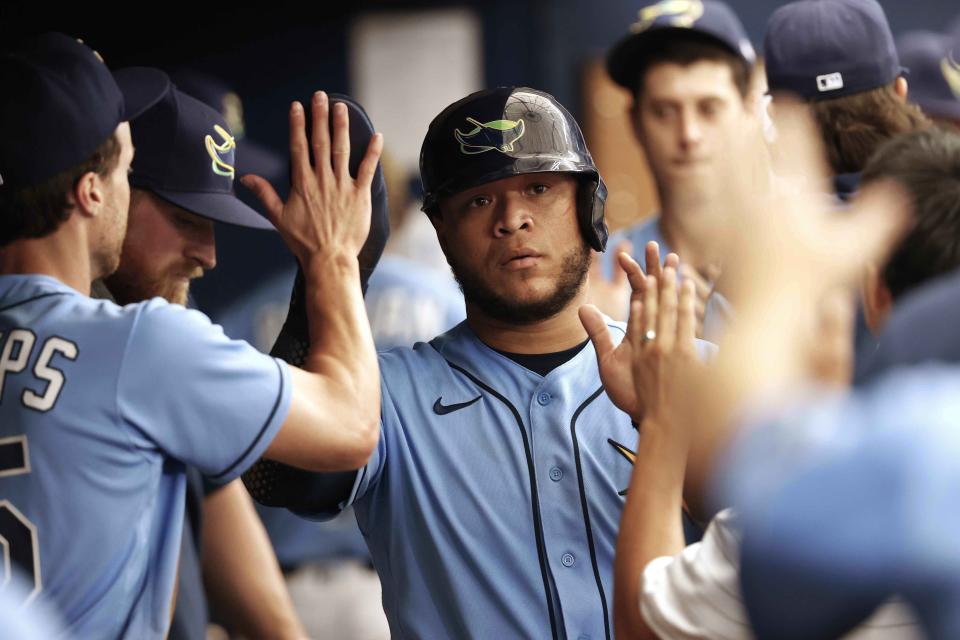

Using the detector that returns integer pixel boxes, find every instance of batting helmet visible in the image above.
[420,87,609,252]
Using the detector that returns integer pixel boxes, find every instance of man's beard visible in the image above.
[447,241,592,324]
[105,266,201,306]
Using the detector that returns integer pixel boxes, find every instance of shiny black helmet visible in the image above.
[420,87,609,252]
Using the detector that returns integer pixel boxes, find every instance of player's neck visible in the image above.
[0,222,94,295]
[466,291,589,355]
[658,188,715,270]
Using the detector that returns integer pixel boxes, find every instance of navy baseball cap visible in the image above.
[764,0,904,100]
[896,31,960,121]
[0,33,168,188]
[170,69,287,185]
[125,72,272,229]
[607,0,755,90]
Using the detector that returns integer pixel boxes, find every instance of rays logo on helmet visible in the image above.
[630,0,705,33]
[942,50,960,101]
[454,117,526,155]
[204,124,237,178]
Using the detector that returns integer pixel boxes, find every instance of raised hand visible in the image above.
[241,92,384,269]
[580,259,697,424]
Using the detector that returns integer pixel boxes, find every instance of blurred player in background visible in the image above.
[764,0,928,200]
[593,0,761,339]
[603,128,960,640]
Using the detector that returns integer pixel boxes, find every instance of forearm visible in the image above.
[301,253,380,426]
[614,420,687,640]
[202,481,306,639]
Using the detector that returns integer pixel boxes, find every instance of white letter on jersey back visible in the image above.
[0,329,35,402]
[22,337,79,412]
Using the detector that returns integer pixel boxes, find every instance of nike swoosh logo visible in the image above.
[433,395,482,415]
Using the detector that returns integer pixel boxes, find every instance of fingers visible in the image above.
[309,92,330,180]
[579,304,616,360]
[642,274,658,344]
[331,102,352,181]
[240,175,283,224]
[617,251,645,293]
[626,298,644,353]
[289,101,311,186]
[769,98,830,190]
[677,279,697,353]
[844,181,910,281]
[645,241,662,281]
[657,265,678,352]
[356,133,384,190]
[664,252,680,271]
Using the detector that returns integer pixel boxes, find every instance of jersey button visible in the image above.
[549,467,563,482]
[537,391,552,406]
[561,553,575,567]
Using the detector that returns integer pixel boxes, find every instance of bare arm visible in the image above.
[201,480,306,639]
[242,93,384,472]
[582,259,699,639]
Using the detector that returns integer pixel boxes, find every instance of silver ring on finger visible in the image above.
[643,329,657,344]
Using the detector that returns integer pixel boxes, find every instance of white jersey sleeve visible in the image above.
[640,509,754,640]
[116,299,292,482]
[640,509,923,640]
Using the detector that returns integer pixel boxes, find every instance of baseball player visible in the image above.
[600,95,950,640]
[592,0,760,340]
[96,69,305,640]
[764,0,928,200]
[0,33,382,638]
[246,86,709,639]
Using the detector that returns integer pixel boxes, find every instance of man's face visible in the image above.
[433,172,591,324]
[633,60,751,189]
[105,189,216,305]
[92,122,134,278]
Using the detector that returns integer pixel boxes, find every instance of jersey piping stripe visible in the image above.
[0,291,68,314]
[570,386,612,640]
[446,360,562,640]
[211,358,286,480]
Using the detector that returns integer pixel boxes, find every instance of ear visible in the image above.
[72,171,105,219]
[862,262,893,335]
[893,76,909,101]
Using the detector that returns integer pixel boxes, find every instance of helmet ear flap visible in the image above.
[578,175,609,252]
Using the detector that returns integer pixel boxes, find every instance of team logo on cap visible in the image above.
[942,51,960,101]
[454,117,526,155]
[630,0,704,33]
[204,124,237,178]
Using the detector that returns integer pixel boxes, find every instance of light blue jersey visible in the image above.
[605,216,732,340]
[0,274,291,638]
[303,319,671,639]
[714,364,960,639]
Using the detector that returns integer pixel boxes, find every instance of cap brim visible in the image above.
[152,188,275,230]
[114,67,171,121]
